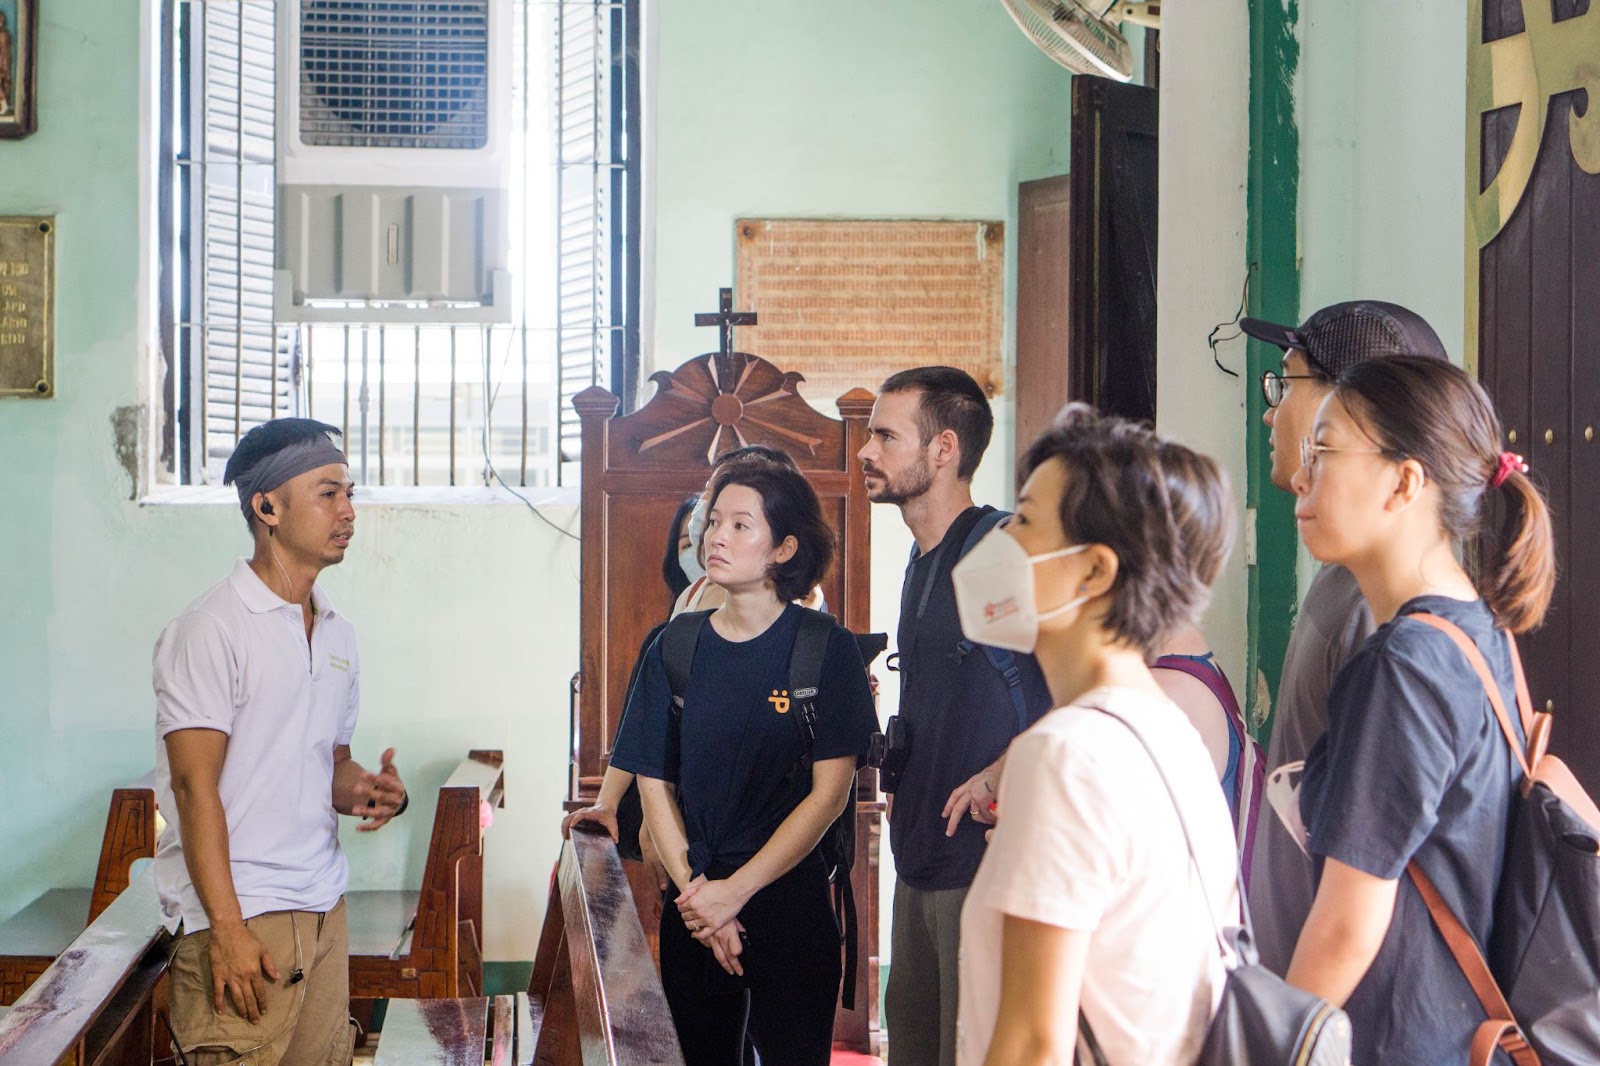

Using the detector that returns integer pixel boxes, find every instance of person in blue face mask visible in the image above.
[954,404,1240,1066]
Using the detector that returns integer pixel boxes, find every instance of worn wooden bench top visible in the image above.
[345,889,420,958]
[0,890,93,959]
[375,993,533,1066]
[0,872,170,1064]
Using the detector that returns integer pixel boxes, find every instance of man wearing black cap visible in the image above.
[1238,301,1449,975]
[154,418,407,1065]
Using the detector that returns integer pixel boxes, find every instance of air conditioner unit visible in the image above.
[275,0,513,322]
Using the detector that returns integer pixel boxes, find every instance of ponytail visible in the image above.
[1483,467,1556,634]
[1333,357,1558,633]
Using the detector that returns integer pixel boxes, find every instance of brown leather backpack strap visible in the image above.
[1471,1020,1540,1066]
[1505,636,1538,739]
[1410,613,1531,779]
[1409,862,1540,1065]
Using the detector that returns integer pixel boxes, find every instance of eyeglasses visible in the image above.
[1300,437,1386,474]
[1260,370,1322,409]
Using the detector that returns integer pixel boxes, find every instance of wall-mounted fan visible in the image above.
[999,1,1160,82]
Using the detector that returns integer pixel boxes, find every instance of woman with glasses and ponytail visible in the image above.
[955,404,1240,1066]
[1284,355,1555,1063]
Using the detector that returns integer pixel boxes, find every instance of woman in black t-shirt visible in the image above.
[1283,356,1555,1063]
[609,460,877,1066]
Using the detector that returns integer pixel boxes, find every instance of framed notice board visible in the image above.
[734,218,1005,402]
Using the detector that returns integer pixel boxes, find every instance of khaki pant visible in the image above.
[885,879,967,1066]
[168,898,354,1066]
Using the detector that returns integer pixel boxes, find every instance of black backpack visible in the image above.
[1406,614,1600,1066]
[661,606,868,1009]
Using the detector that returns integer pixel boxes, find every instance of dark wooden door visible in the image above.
[1069,75,1159,422]
[1476,1,1600,790]
[1015,174,1071,454]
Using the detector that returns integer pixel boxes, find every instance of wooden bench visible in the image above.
[0,782,158,1006]
[374,827,683,1066]
[0,872,172,1066]
[349,750,506,1005]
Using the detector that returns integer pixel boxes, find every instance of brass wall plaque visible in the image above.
[0,216,53,398]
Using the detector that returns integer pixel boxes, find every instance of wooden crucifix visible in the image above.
[693,287,757,390]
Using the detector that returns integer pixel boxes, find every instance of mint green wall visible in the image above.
[1297,0,1466,358]
[0,0,1071,967]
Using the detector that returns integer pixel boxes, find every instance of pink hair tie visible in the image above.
[1492,451,1528,488]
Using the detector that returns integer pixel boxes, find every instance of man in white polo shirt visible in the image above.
[154,418,407,1066]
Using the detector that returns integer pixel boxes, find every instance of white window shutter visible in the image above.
[200,1,298,482]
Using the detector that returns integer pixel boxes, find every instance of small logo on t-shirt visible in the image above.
[768,689,791,714]
[328,653,351,672]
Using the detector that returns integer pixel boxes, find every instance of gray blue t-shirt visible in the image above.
[1301,595,1521,1064]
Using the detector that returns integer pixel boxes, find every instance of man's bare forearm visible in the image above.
[171,774,245,930]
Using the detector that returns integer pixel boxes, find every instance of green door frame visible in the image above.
[1245,0,1302,741]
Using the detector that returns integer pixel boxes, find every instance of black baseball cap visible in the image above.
[1240,300,1448,379]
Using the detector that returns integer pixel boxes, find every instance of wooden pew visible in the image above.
[0,783,158,1006]
[0,872,171,1066]
[375,827,683,1066]
[348,750,506,1005]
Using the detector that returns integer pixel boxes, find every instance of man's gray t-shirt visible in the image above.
[1248,563,1374,974]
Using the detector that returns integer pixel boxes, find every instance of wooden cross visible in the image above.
[694,287,757,388]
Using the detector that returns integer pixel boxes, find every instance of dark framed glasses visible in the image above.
[1260,370,1322,409]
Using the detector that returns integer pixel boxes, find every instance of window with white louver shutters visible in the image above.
[157,0,639,489]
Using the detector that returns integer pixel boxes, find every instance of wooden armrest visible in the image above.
[445,749,506,810]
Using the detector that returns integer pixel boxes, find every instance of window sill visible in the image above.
[140,485,580,509]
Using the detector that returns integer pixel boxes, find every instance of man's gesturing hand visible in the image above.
[355,747,407,831]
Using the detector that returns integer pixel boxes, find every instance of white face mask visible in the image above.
[951,527,1091,653]
[678,544,706,585]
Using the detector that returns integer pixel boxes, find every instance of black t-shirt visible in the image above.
[1300,595,1521,1065]
[891,506,1053,891]
[609,603,878,879]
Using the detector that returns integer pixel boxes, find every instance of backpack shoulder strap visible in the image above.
[1407,863,1539,1066]
[1408,613,1531,779]
[661,610,714,708]
[789,608,835,756]
[959,506,1009,557]
[956,508,1033,734]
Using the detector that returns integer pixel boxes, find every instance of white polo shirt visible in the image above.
[152,559,360,933]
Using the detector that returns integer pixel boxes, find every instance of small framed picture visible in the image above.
[0,0,37,140]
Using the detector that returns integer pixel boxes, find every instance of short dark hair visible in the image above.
[1019,404,1234,655]
[879,367,994,481]
[714,444,798,471]
[707,462,834,603]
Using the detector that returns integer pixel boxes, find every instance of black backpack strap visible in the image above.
[661,610,714,714]
[788,608,861,1009]
[788,608,834,758]
[956,509,1033,734]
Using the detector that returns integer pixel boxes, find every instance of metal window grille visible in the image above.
[157,0,640,489]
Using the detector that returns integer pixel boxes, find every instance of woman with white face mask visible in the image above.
[953,404,1240,1066]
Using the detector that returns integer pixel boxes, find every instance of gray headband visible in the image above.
[235,437,349,519]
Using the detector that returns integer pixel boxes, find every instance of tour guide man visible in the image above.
[858,367,1053,1066]
[154,418,407,1066]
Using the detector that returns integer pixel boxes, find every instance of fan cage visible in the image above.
[1000,0,1133,82]
[299,0,491,149]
